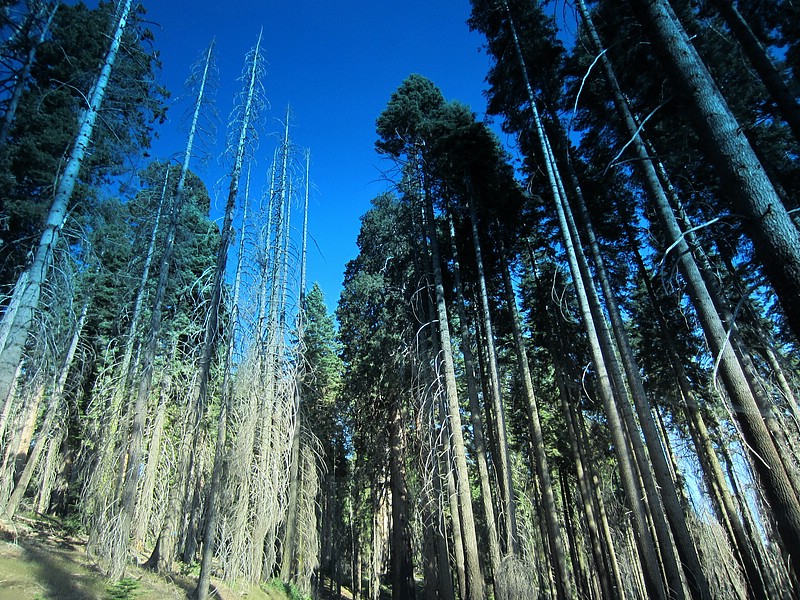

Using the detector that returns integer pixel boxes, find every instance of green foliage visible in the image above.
[104,578,140,600]
[0,0,168,285]
[264,578,311,600]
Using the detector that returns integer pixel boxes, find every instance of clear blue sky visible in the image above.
[139,1,502,312]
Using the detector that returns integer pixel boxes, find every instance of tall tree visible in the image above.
[376,74,486,600]
[0,0,133,406]
[627,0,800,340]
[193,29,264,600]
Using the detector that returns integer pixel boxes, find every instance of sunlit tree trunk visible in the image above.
[34,425,62,514]
[140,41,213,574]
[448,213,502,596]
[501,4,667,595]
[0,0,132,408]
[3,298,88,518]
[133,369,170,551]
[578,0,800,578]
[546,119,710,599]
[196,165,251,595]
[111,40,218,577]
[111,165,172,577]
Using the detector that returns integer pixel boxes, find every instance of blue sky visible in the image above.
[140,0,504,312]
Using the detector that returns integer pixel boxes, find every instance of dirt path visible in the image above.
[0,515,285,600]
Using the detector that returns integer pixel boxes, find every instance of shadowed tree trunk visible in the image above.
[627,0,800,341]
[388,399,415,599]
[498,240,574,600]
[578,0,800,584]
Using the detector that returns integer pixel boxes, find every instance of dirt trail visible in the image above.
[0,516,284,600]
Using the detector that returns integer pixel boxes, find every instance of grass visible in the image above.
[0,514,292,600]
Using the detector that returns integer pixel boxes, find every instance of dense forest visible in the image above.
[1,0,799,599]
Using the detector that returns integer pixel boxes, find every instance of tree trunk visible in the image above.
[112,166,173,577]
[388,400,415,599]
[3,298,88,519]
[421,163,485,600]
[498,241,574,600]
[34,425,62,514]
[465,184,518,555]
[501,6,666,592]
[133,379,169,551]
[708,0,800,143]
[0,0,132,406]
[447,213,502,596]
[552,353,620,600]
[578,0,800,581]
[193,32,262,600]
[547,117,710,599]
[629,0,800,341]
[625,229,777,600]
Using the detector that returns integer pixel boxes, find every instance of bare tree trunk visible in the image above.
[194,32,263,600]
[280,151,311,585]
[133,375,169,551]
[0,0,132,406]
[34,425,62,514]
[121,164,170,387]
[112,166,173,578]
[3,298,88,518]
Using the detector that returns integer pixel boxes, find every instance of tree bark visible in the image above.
[421,163,485,600]
[0,0,132,407]
[498,241,574,600]
[628,0,800,341]
[501,6,666,591]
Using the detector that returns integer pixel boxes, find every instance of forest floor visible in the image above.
[0,514,299,600]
